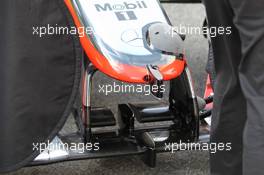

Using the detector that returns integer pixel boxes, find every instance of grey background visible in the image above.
[4,3,209,175]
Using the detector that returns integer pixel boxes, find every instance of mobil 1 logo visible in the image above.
[115,11,137,21]
[95,1,147,21]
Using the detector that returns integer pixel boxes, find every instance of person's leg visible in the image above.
[228,0,264,174]
[203,0,247,174]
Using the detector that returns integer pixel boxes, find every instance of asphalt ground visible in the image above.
[4,3,210,175]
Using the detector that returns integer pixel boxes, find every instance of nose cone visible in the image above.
[121,29,144,47]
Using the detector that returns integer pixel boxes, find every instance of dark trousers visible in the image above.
[203,0,264,174]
